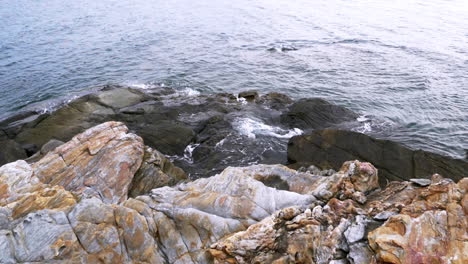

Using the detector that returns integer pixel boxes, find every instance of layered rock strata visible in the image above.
[0,122,466,264]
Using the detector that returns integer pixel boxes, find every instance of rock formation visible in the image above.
[0,122,466,264]
[288,129,468,185]
[0,85,363,178]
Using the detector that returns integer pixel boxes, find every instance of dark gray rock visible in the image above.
[0,140,27,165]
[137,122,195,155]
[238,90,259,101]
[280,98,359,130]
[257,92,293,109]
[288,129,468,185]
[129,146,187,197]
[0,85,303,178]
[40,139,65,154]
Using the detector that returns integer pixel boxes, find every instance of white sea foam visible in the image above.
[233,117,303,139]
[126,82,157,89]
[355,115,372,133]
[236,96,247,105]
[357,115,369,122]
[180,88,201,97]
[183,143,200,163]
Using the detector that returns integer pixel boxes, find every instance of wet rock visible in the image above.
[281,46,298,51]
[288,129,468,185]
[24,139,65,163]
[0,140,27,165]
[129,146,187,197]
[21,143,38,157]
[238,90,259,101]
[137,121,195,155]
[0,85,364,182]
[280,98,359,130]
[95,86,148,109]
[257,92,293,110]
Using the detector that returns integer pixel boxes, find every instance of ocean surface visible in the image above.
[0,0,467,158]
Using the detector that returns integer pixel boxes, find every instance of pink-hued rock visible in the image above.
[368,178,468,264]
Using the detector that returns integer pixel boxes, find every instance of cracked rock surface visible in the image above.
[0,122,466,264]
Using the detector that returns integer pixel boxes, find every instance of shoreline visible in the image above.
[0,84,466,182]
[0,120,466,263]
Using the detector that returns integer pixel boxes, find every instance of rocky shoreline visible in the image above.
[0,121,466,263]
[0,86,467,263]
[1,85,466,181]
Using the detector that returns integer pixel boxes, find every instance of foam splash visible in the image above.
[355,115,372,133]
[126,82,158,89]
[357,115,369,122]
[236,96,247,105]
[183,143,200,163]
[233,117,303,139]
[180,88,201,97]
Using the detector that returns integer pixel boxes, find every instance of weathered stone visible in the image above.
[409,178,431,186]
[0,120,466,264]
[0,160,39,202]
[210,204,354,264]
[368,178,468,264]
[32,121,144,203]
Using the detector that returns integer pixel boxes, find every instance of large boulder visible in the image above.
[32,121,144,204]
[288,129,468,185]
[280,98,359,130]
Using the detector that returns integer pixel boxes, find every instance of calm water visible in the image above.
[1,0,467,158]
